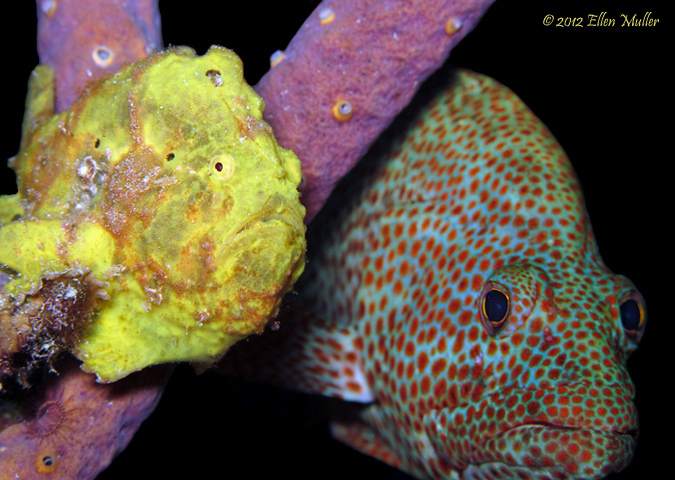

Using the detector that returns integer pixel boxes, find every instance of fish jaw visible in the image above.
[459,426,636,480]
[422,382,638,479]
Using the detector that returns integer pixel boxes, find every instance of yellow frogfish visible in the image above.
[0,46,306,383]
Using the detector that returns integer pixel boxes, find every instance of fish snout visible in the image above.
[424,381,637,479]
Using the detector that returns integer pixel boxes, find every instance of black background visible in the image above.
[1,1,666,479]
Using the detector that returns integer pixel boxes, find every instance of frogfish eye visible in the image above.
[480,285,510,335]
[619,293,646,338]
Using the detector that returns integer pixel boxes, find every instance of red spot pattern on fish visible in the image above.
[223,68,646,480]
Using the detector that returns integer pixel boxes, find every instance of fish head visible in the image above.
[0,46,306,383]
[420,242,646,479]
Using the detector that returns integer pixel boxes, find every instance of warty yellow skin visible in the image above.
[0,46,306,382]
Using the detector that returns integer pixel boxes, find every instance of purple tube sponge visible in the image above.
[0,358,172,478]
[256,0,496,222]
[36,0,161,112]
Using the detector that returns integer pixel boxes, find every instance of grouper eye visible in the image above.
[620,299,640,330]
[480,285,510,336]
[619,292,646,339]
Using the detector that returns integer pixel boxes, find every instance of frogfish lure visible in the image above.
[224,67,646,480]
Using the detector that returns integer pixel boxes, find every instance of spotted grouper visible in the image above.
[223,66,646,480]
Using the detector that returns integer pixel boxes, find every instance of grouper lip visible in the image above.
[423,383,638,478]
[496,420,639,439]
[480,421,639,459]
[420,415,638,479]
[459,422,638,480]
[423,408,638,452]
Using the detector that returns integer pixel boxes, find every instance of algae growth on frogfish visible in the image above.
[0,46,306,385]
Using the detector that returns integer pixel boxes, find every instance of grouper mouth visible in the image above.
[423,382,638,479]
[450,424,637,480]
